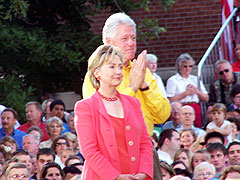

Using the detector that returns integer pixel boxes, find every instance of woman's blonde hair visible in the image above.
[88,45,123,89]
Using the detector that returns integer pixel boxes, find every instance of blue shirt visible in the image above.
[162,121,182,131]
[0,128,26,149]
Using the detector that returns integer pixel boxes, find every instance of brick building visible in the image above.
[90,0,222,81]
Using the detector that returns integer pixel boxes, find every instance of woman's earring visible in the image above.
[97,76,101,80]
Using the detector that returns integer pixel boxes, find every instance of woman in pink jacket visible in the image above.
[74,45,153,180]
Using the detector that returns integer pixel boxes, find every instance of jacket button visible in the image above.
[131,157,136,161]
[126,125,131,130]
[128,141,133,146]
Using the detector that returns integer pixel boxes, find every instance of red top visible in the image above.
[18,121,50,142]
[110,115,130,174]
[232,60,240,72]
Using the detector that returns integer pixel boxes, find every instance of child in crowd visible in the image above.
[206,103,232,144]
[180,129,196,149]
[227,84,240,119]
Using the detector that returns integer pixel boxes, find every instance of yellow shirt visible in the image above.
[82,62,171,136]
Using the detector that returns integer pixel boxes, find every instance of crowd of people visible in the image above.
[2,11,240,180]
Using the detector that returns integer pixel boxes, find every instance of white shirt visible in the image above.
[153,73,167,98]
[157,149,173,165]
[166,73,207,103]
[207,120,232,143]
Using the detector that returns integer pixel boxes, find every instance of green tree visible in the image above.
[0,0,174,121]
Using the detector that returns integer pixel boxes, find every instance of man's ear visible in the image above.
[164,138,169,146]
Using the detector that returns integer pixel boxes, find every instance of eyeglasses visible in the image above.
[199,142,205,146]
[197,171,212,177]
[56,142,67,146]
[218,69,229,75]
[182,112,193,116]
[9,174,29,179]
[183,65,193,68]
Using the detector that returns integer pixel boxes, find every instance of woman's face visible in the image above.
[95,55,123,88]
[192,153,209,170]
[180,131,195,148]
[55,139,68,156]
[49,121,61,137]
[179,61,193,77]
[196,168,214,180]
[45,167,62,180]
[160,167,171,180]
[176,152,190,169]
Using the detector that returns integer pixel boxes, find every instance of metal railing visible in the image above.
[197,7,239,125]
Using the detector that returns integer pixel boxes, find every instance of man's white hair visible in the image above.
[102,12,136,44]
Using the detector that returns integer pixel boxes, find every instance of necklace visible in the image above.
[97,90,119,102]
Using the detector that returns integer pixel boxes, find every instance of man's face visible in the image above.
[209,150,226,171]
[8,168,29,180]
[168,131,180,152]
[51,105,64,119]
[37,154,54,172]
[180,106,195,127]
[228,144,240,165]
[106,24,136,65]
[1,111,16,130]
[26,105,41,123]
[217,62,233,84]
[22,136,39,155]
[16,154,32,172]
[171,102,182,122]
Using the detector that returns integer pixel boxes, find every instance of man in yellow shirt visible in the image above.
[83,12,170,136]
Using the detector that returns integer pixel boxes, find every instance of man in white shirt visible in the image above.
[157,129,180,164]
[176,105,205,136]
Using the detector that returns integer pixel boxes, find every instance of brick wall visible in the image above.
[89,0,222,68]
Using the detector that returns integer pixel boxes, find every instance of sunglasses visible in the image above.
[56,142,67,146]
[183,65,193,68]
[218,69,229,75]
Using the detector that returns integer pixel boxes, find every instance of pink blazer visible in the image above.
[74,91,153,180]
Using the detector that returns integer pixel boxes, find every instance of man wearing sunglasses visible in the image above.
[209,59,240,106]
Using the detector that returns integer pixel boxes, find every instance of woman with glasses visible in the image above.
[193,162,215,180]
[51,136,69,169]
[39,116,63,149]
[75,45,153,180]
[166,53,209,128]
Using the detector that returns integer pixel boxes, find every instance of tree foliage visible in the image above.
[0,0,174,109]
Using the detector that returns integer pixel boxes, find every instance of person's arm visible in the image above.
[166,79,193,102]
[213,124,232,136]
[74,100,120,180]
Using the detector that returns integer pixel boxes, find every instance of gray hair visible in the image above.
[176,53,195,71]
[102,12,136,44]
[23,133,40,144]
[25,101,43,112]
[46,116,64,135]
[27,126,43,140]
[146,54,158,62]
[66,112,74,122]
[5,163,30,179]
[193,162,215,179]
[214,59,231,72]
